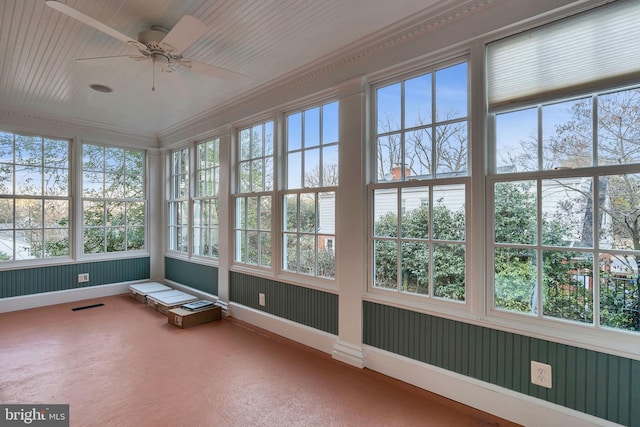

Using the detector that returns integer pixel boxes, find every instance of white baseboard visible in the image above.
[224,304,619,427]
[0,282,138,313]
[363,345,621,427]
[228,302,337,354]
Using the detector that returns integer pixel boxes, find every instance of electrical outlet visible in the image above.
[78,273,89,283]
[259,293,265,306]
[531,361,552,388]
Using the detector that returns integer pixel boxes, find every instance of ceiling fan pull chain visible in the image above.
[152,55,156,91]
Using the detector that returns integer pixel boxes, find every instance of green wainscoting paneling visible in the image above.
[165,257,218,295]
[363,301,639,426]
[0,257,150,298]
[230,272,338,335]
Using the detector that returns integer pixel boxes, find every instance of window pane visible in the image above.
[284,233,297,271]
[84,228,105,254]
[433,243,465,301]
[432,185,465,241]
[44,228,68,257]
[496,108,538,173]
[127,202,145,227]
[259,196,271,231]
[15,135,41,166]
[304,148,320,188]
[0,230,14,261]
[322,145,338,186]
[239,129,251,161]
[127,227,144,251]
[318,192,335,235]
[44,139,68,169]
[435,122,467,177]
[405,73,432,129]
[543,250,593,324]
[542,98,592,170]
[318,237,335,279]
[322,101,339,144]
[44,199,68,229]
[304,107,320,148]
[599,174,640,250]
[15,199,42,229]
[401,241,429,295]
[107,227,126,252]
[44,167,68,196]
[251,125,263,158]
[377,134,402,182]
[405,129,431,178]
[259,232,271,267]
[374,240,398,290]
[600,253,639,331]
[236,198,246,229]
[598,88,640,166]
[83,171,103,198]
[0,132,13,163]
[126,150,143,177]
[494,247,537,314]
[401,186,428,239]
[299,193,316,233]
[494,181,536,245]
[15,166,42,196]
[247,197,258,229]
[299,234,315,275]
[373,188,398,238]
[84,201,104,227]
[377,83,401,134]
[105,173,124,198]
[435,62,467,121]
[284,194,297,232]
[541,177,593,247]
[0,163,13,195]
[287,152,302,189]
[105,147,124,173]
[252,159,263,192]
[83,144,103,171]
[239,161,251,193]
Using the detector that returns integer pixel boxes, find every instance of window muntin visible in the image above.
[194,139,220,258]
[283,102,338,279]
[82,144,145,254]
[0,132,70,261]
[376,62,468,182]
[371,60,469,302]
[234,121,274,267]
[491,86,640,333]
[168,147,188,253]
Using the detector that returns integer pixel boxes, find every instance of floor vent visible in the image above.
[71,303,105,312]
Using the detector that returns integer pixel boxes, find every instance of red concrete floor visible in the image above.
[0,294,520,426]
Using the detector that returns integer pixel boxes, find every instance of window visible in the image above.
[234,121,274,267]
[0,131,70,261]
[283,101,338,278]
[193,139,220,258]
[168,147,188,253]
[82,144,145,254]
[488,1,640,334]
[490,87,640,332]
[371,61,469,301]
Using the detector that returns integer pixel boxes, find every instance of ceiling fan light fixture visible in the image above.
[89,84,113,93]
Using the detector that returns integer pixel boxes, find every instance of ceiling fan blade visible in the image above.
[76,55,149,66]
[45,1,146,51]
[160,15,208,54]
[177,59,247,80]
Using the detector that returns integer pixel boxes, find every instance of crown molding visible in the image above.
[0,104,157,147]
[157,0,496,145]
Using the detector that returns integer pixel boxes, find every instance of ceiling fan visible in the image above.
[45,0,246,90]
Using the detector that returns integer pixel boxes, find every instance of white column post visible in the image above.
[332,76,368,368]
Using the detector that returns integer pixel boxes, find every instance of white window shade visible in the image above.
[487,0,640,109]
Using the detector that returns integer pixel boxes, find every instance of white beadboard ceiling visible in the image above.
[1,0,458,141]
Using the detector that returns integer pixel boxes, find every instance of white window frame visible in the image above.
[0,131,71,264]
[281,100,339,282]
[368,57,471,309]
[193,138,221,259]
[167,147,189,254]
